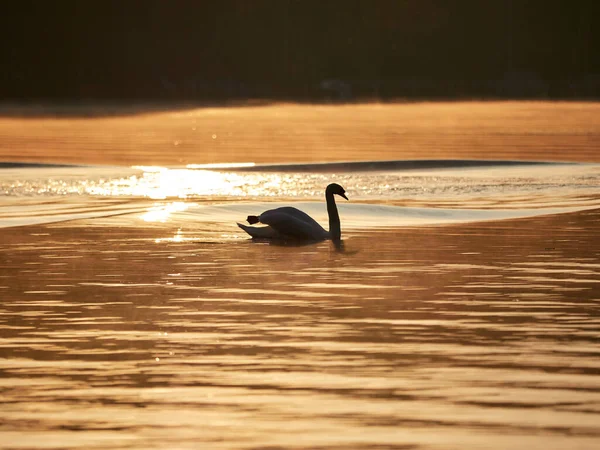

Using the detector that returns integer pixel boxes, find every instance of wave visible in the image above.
[206,159,571,173]
[0,162,86,169]
[0,200,149,228]
[1,159,577,172]
[2,197,596,230]
[2,160,598,229]
[173,202,598,229]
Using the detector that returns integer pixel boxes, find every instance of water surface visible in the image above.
[1,159,599,449]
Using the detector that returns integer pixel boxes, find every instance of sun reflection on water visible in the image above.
[94,168,253,199]
[3,164,600,210]
[154,228,187,243]
[90,167,332,199]
[141,202,189,223]
[140,169,245,199]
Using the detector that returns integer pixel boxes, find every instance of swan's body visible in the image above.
[237,183,348,242]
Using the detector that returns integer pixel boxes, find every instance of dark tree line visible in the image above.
[1,0,598,101]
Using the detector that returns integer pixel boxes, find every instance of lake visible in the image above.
[1,102,599,449]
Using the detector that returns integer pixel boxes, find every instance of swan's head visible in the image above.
[326,183,348,200]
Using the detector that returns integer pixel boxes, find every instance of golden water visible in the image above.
[1,212,599,449]
[1,101,599,166]
[1,102,599,449]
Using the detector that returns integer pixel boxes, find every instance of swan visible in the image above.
[237,183,348,241]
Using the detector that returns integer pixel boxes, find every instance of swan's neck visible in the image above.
[326,192,341,241]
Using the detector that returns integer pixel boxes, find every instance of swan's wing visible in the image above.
[237,223,280,239]
[259,209,328,240]
[266,207,324,229]
[261,207,327,232]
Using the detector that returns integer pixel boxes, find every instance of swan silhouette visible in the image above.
[237,183,348,241]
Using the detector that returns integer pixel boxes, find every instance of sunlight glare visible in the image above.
[154,228,188,244]
[126,168,248,198]
[142,202,189,223]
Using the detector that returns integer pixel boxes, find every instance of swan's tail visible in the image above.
[247,215,260,224]
[237,223,279,239]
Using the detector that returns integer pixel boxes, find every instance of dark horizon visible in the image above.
[2,0,599,102]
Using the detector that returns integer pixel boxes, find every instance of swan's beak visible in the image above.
[340,193,348,200]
